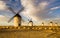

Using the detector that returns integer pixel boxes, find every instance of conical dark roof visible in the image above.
[15,14,21,18]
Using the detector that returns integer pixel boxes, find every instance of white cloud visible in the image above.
[38,1,48,9]
[0,15,5,17]
[0,1,7,10]
[48,11,53,14]
[50,6,60,10]
[21,0,49,22]
[0,15,7,21]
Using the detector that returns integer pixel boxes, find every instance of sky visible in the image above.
[0,0,60,26]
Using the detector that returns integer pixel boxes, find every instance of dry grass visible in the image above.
[0,26,60,38]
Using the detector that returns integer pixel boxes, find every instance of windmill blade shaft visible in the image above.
[8,7,16,14]
[8,15,15,23]
[17,7,24,14]
[8,7,24,23]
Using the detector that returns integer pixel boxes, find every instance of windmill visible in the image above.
[28,17,33,26]
[55,23,58,26]
[42,22,44,26]
[8,7,24,26]
[50,21,53,26]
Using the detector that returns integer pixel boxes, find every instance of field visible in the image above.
[0,26,60,38]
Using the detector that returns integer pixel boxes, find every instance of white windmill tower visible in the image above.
[8,7,24,27]
[55,23,58,26]
[28,17,33,26]
[50,21,53,26]
[41,22,44,26]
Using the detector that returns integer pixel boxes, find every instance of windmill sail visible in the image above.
[8,15,15,23]
[8,7,16,14]
[3,0,23,11]
[8,7,24,23]
[17,7,24,14]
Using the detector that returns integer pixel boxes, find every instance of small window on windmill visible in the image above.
[18,24,20,26]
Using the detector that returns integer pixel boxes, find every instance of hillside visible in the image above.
[0,26,60,38]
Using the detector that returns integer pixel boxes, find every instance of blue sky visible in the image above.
[0,0,60,25]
